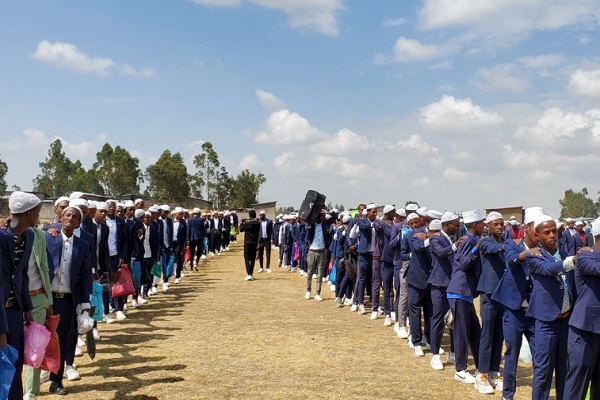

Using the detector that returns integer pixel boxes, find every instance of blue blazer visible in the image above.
[400,228,412,263]
[428,233,455,288]
[46,231,92,309]
[0,228,34,330]
[477,237,506,295]
[272,221,283,244]
[306,214,337,249]
[48,223,96,275]
[175,219,187,245]
[126,218,144,260]
[389,222,403,267]
[346,218,360,248]
[105,216,129,260]
[408,227,433,289]
[492,239,531,311]
[259,219,274,241]
[159,217,174,249]
[187,216,205,241]
[571,247,600,333]
[525,248,575,322]
[558,231,574,256]
[447,234,481,298]
[96,222,110,275]
[141,223,161,260]
[573,233,584,254]
[334,226,346,258]
[356,218,374,254]
[372,220,393,263]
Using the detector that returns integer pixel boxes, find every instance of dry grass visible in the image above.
[39,236,536,399]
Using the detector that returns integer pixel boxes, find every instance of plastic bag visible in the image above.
[161,253,175,279]
[91,282,105,321]
[41,314,61,374]
[329,259,337,282]
[112,265,135,298]
[0,344,18,399]
[151,261,162,277]
[24,322,51,368]
[184,245,191,263]
[131,261,142,290]
[293,243,299,261]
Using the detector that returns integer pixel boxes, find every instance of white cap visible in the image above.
[398,208,406,217]
[383,205,395,214]
[565,217,574,222]
[366,203,378,210]
[320,209,327,214]
[429,219,442,231]
[332,208,339,213]
[591,217,600,237]
[193,207,200,214]
[117,202,125,209]
[63,205,83,220]
[576,220,584,226]
[441,212,459,223]
[362,209,368,216]
[416,207,428,217]
[534,214,554,229]
[510,220,518,226]
[485,211,504,224]
[405,203,419,211]
[174,207,184,214]
[427,209,442,219]
[69,191,85,200]
[9,191,41,214]
[277,214,283,219]
[407,213,419,222]
[134,198,144,205]
[145,211,151,217]
[134,209,145,218]
[124,200,135,208]
[149,205,160,213]
[69,198,88,209]
[160,205,171,212]
[96,202,108,211]
[54,196,69,207]
[463,209,484,224]
[555,219,564,229]
[524,207,545,225]
[342,215,351,223]
[106,199,117,205]
[259,210,266,215]
[88,201,97,209]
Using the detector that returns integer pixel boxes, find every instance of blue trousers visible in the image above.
[371,258,382,312]
[478,293,505,373]
[449,298,480,372]
[564,326,600,400]
[50,293,76,385]
[381,261,394,315]
[532,316,569,400]
[6,307,24,400]
[408,284,432,346]
[334,257,345,298]
[357,252,373,305]
[502,308,536,400]
[430,286,453,355]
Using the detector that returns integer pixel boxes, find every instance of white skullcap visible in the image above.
[192,207,200,214]
[124,200,135,208]
[427,209,442,220]
[134,198,144,205]
[149,205,160,213]
[429,219,442,231]
[135,209,145,218]
[366,203,378,210]
[69,191,85,200]
[9,191,41,214]
[277,214,283,219]
[555,219,564,229]
[534,214,554,229]
[96,202,108,211]
[69,198,88,209]
[88,201,97,209]
[463,209,484,224]
[174,207,184,213]
[184,209,189,213]
[54,196,69,207]
[160,205,170,211]
[342,215,351,223]
[116,202,125,208]
[383,205,395,214]
[524,207,545,225]
[565,217,574,222]
[63,205,83,220]
[398,208,406,217]
[361,209,368,215]
[510,220,518,226]
[144,211,151,217]
[405,203,419,211]
[416,207,428,217]
[407,213,419,222]
[485,211,504,224]
[106,199,117,205]
[332,208,339,213]
[576,220,584,226]
[441,212,459,223]
[509,216,517,220]
[591,217,600,237]
[320,209,327,214]
[259,210,266,215]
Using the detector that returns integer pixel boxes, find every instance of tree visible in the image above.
[33,139,80,197]
[559,188,598,219]
[145,150,190,204]
[228,169,266,208]
[0,154,7,194]
[209,166,232,210]
[277,206,296,214]
[71,165,105,196]
[192,142,220,199]
[93,143,143,197]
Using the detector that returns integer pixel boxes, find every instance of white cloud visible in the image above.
[376,37,448,64]
[568,69,600,100]
[31,40,115,75]
[396,134,439,157]
[256,89,287,111]
[192,0,344,36]
[255,109,324,145]
[518,54,564,70]
[382,18,405,27]
[420,95,505,134]
[443,167,468,181]
[239,153,263,170]
[121,64,155,78]
[471,64,529,93]
[579,35,592,45]
[311,128,372,154]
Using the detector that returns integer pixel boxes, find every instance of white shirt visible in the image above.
[173,220,180,242]
[52,232,73,293]
[162,218,169,247]
[260,220,268,239]
[310,223,326,250]
[143,224,152,257]
[93,220,101,271]
[106,217,118,257]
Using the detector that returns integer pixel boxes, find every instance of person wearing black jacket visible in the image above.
[240,210,261,281]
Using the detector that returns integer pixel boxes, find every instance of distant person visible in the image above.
[240,210,261,281]
[256,210,273,273]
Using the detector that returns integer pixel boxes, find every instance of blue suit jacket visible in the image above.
[372,220,393,263]
[558,230,574,256]
[159,217,174,249]
[356,218,374,254]
[46,231,92,308]
[126,218,144,260]
[571,247,600,333]
[96,222,110,275]
[346,218,360,248]
[428,233,454,288]
[477,237,506,295]
[334,226,346,258]
[105,216,129,260]
[187,216,205,241]
[389,222,403,267]
[175,219,187,245]
[573,233,584,254]
[491,239,531,311]
[408,227,432,289]
[525,248,575,322]
[306,214,337,249]
[447,234,481,298]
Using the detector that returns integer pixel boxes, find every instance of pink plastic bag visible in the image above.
[24,322,51,368]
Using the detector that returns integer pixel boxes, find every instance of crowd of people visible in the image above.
[0,191,239,399]
[241,203,600,400]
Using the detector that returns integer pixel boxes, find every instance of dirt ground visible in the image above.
[39,237,536,400]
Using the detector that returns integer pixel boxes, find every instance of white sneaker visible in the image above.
[116,310,127,320]
[447,352,456,365]
[74,344,83,357]
[407,336,414,349]
[266,268,272,273]
[329,284,336,292]
[180,272,185,278]
[397,326,409,339]
[475,373,495,394]
[209,252,214,257]
[322,277,327,283]
[344,298,353,306]
[217,252,221,256]
[370,311,378,320]
[93,328,101,342]
[413,345,425,357]
[174,278,180,284]
[393,322,400,333]
[132,299,140,308]
[455,370,476,384]
[391,311,396,322]
[350,304,358,312]
[315,294,323,302]
[305,291,311,300]
[244,275,254,281]
[201,254,207,260]
[258,268,264,273]
[162,283,169,291]
[150,286,158,295]
[430,354,444,370]
[40,370,49,383]
[24,393,37,400]
[138,297,148,305]
[358,304,366,315]
[384,315,392,326]
[123,304,128,312]
[77,336,86,347]
[65,365,81,381]
[313,274,317,279]
[104,315,114,324]
[489,371,503,391]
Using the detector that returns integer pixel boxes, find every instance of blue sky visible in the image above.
[2,1,600,216]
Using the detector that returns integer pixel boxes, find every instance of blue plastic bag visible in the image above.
[0,344,18,399]
[161,253,175,279]
[131,261,142,290]
[91,282,105,321]
[329,259,337,283]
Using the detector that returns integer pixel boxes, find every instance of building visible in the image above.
[252,201,277,220]
[484,206,524,224]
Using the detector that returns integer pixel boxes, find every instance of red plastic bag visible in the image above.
[24,321,51,368]
[112,264,135,298]
[184,245,191,263]
[41,314,60,374]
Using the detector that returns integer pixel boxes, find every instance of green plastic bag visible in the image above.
[151,261,162,277]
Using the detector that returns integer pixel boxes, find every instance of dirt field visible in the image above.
[41,238,536,400]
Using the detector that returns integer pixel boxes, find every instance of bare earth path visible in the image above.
[46,237,535,400]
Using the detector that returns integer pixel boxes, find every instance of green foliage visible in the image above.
[277,206,296,214]
[228,169,266,208]
[559,188,598,219]
[146,150,190,203]
[93,143,142,197]
[192,142,220,199]
[33,139,88,196]
[0,154,7,194]
[209,166,232,210]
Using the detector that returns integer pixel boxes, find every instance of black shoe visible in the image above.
[49,382,67,395]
